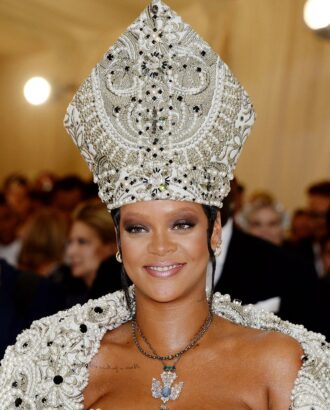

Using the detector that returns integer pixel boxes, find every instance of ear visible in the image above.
[210,211,222,252]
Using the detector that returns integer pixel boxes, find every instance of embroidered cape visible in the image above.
[0,290,329,409]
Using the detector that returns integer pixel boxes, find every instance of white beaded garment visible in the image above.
[64,0,255,211]
[0,289,329,409]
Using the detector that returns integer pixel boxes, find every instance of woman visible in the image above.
[0,1,328,409]
[238,193,287,245]
[60,201,120,306]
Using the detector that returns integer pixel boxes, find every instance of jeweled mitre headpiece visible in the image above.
[64,0,255,210]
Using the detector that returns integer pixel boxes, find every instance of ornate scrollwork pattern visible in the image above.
[64,0,255,210]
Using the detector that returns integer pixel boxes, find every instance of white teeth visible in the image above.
[148,264,180,272]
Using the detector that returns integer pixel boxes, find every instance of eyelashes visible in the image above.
[124,224,146,234]
[172,220,196,230]
[124,220,196,234]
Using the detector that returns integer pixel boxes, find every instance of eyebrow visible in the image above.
[121,208,200,222]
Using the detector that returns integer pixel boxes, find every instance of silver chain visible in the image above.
[131,307,213,362]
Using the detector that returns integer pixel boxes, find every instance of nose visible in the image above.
[66,240,76,259]
[147,230,177,256]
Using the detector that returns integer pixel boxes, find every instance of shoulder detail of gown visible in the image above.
[0,290,329,409]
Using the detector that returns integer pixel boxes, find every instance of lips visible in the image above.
[144,263,185,278]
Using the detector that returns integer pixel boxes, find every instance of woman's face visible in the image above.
[67,221,112,284]
[248,207,283,245]
[119,200,221,303]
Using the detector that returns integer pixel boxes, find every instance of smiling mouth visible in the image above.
[144,263,185,278]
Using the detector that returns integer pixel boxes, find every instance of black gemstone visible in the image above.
[139,51,143,55]
[152,40,156,44]
[201,50,206,56]
[23,343,28,348]
[153,154,157,158]
[169,45,173,49]
[138,99,142,103]
[15,398,22,407]
[131,196,136,200]
[146,91,150,95]
[53,375,63,385]
[196,67,202,72]
[152,96,157,101]
[158,90,162,94]
[125,66,130,71]
[147,148,151,152]
[169,160,173,164]
[153,28,157,32]
[193,106,200,112]
[146,34,150,39]
[183,64,187,69]
[12,381,18,388]
[152,5,158,13]
[80,324,87,333]
[47,341,53,346]
[42,398,47,403]
[110,71,114,75]
[94,307,103,313]
[131,97,136,102]
[138,131,143,135]
[169,106,173,110]
[107,53,114,61]
[114,106,121,113]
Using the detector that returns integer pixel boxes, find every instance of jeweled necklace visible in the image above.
[131,307,213,410]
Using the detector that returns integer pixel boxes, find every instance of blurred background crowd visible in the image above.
[0,171,329,358]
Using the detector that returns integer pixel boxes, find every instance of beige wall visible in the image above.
[0,0,329,210]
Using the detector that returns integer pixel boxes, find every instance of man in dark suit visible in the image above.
[213,187,326,337]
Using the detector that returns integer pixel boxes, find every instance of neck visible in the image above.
[84,271,96,288]
[134,288,211,356]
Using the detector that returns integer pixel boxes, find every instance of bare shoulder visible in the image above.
[212,318,303,408]
[256,331,303,375]
[250,329,303,408]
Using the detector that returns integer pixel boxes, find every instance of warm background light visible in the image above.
[304,0,330,30]
[23,76,51,105]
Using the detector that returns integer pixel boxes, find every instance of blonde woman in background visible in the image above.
[62,201,121,306]
[237,192,288,246]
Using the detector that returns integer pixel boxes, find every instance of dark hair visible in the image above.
[307,181,330,197]
[111,204,219,311]
[52,175,86,194]
[3,173,29,191]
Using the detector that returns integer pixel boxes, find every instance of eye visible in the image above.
[125,224,147,234]
[77,238,89,245]
[172,220,196,230]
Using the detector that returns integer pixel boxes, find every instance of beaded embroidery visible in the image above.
[0,290,329,409]
[64,0,255,211]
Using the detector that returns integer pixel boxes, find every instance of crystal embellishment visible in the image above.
[152,369,184,409]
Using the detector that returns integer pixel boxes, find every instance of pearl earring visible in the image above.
[116,251,122,263]
[214,241,222,257]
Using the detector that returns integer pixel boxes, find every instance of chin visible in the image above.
[134,277,204,305]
